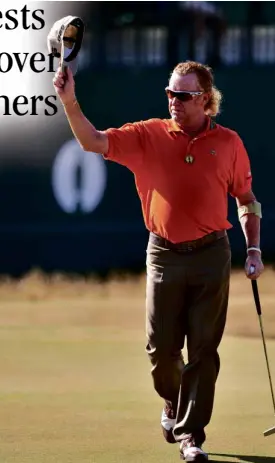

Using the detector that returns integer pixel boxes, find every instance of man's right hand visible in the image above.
[53,66,76,106]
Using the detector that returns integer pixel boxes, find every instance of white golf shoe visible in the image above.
[179,437,208,462]
[160,404,177,443]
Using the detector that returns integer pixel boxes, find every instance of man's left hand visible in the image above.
[245,251,264,279]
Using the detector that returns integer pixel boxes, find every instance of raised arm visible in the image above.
[53,66,145,171]
[53,66,109,154]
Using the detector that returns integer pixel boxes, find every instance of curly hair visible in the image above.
[172,61,223,117]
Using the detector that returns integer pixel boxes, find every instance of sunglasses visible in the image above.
[165,87,203,102]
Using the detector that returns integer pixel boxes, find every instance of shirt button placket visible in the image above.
[185,138,196,164]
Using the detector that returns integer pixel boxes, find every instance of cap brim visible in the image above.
[61,44,79,75]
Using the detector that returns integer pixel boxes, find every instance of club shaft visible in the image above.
[264,426,275,436]
[258,314,275,414]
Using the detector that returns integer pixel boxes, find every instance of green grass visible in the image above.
[0,271,274,462]
[0,324,275,462]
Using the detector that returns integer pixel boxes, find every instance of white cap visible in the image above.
[47,15,85,75]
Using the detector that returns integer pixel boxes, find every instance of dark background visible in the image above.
[1,1,274,277]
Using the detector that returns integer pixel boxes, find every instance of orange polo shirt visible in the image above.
[103,117,252,243]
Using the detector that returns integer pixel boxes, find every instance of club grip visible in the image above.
[251,279,262,315]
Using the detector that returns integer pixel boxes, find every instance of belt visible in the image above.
[149,230,227,252]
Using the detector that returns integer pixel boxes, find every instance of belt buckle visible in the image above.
[186,243,194,252]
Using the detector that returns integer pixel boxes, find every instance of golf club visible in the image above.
[250,265,275,436]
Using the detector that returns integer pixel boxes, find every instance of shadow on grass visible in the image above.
[209,454,275,463]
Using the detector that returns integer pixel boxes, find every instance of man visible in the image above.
[53,61,264,462]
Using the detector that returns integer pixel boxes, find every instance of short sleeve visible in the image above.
[103,121,145,172]
[228,134,252,198]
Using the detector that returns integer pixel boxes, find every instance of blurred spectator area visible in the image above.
[78,1,275,69]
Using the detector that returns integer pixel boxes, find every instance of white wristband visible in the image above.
[247,247,261,254]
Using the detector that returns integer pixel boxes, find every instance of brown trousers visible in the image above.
[145,232,231,444]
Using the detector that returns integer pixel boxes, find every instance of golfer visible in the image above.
[53,60,264,462]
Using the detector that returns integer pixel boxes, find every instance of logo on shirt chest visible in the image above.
[184,155,194,164]
[184,149,216,164]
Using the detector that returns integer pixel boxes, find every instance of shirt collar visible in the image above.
[165,117,216,133]
[165,119,182,132]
